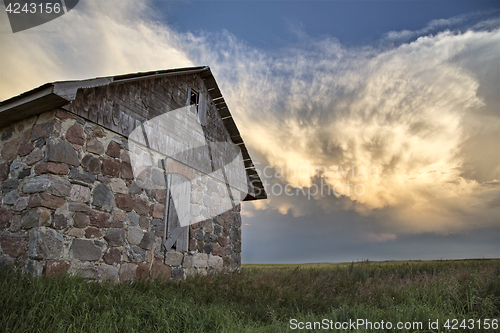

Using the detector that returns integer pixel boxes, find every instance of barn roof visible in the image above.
[0,66,266,200]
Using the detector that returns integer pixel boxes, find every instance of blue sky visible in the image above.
[1,0,499,263]
[160,1,499,48]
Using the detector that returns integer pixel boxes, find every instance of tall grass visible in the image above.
[1,259,498,332]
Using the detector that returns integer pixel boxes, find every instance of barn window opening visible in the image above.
[189,89,199,114]
[185,87,206,125]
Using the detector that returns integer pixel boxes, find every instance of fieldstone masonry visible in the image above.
[0,108,244,281]
[0,68,265,281]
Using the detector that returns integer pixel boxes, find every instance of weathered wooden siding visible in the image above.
[69,74,231,143]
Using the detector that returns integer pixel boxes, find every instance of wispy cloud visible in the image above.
[0,0,193,100]
[384,9,500,42]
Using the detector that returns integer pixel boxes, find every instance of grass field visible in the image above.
[1,259,499,332]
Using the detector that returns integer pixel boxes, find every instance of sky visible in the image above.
[0,0,499,263]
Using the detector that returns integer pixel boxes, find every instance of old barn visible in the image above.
[0,66,266,281]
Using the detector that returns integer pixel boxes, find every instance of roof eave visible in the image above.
[0,84,70,127]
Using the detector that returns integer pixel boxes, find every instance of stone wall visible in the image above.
[0,108,242,281]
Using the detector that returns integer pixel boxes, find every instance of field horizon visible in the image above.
[243,257,500,266]
[2,257,499,332]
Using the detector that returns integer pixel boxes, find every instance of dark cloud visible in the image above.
[242,204,499,263]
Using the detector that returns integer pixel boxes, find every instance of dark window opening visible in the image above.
[190,89,199,113]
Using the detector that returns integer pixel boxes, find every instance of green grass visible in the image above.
[1,259,499,332]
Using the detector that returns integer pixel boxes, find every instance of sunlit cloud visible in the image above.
[205,29,499,223]
[0,0,193,100]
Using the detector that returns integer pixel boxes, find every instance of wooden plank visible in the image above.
[202,77,217,89]
[246,169,259,177]
[231,135,243,145]
[88,105,98,123]
[217,107,231,118]
[226,124,240,138]
[102,101,113,128]
[128,113,136,136]
[221,117,235,128]
[198,92,207,126]
[208,89,222,100]
[241,149,251,161]
[97,100,105,127]
[110,101,120,133]
[244,160,255,169]
[159,164,170,253]
[200,70,213,78]
[230,131,242,142]
[185,87,191,106]
[214,101,226,108]
[239,144,249,156]
[165,178,181,251]
[135,118,142,138]
[69,100,80,117]
[251,184,266,192]
[78,92,88,118]
[165,174,188,252]
[171,174,190,251]
[119,112,129,136]
[162,225,186,250]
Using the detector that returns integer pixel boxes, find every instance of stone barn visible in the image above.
[0,66,266,281]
